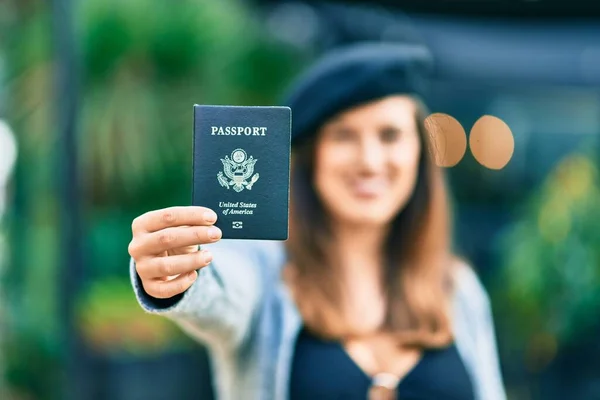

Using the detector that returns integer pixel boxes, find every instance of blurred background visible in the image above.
[1,0,600,399]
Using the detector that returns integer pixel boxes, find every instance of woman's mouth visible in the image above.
[349,178,388,198]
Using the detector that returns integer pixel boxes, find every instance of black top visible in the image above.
[289,327,475,400]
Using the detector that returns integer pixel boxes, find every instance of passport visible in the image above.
[192,104,291,240]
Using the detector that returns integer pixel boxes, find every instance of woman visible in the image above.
[128,42,506,400]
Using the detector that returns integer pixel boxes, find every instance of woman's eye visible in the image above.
[380,127,402,142]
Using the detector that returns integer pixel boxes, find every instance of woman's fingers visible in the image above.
[137,249,213,280]
[142,269,200,299]
[128,206,222,299]
[130,225,222,257]
[132,206,218,234]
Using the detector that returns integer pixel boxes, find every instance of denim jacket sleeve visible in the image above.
[129,239,284,350]
[453,263,508,400]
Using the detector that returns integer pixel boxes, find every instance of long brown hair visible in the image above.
[284,97,454,349]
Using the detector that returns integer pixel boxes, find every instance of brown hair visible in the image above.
[284,97,454,349]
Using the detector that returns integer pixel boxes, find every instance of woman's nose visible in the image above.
[357,137,386,172]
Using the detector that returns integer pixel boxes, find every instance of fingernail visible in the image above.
[203,211,217,223]
[188,271,197,281]
[203,251,213,264]
[208,227,221,240]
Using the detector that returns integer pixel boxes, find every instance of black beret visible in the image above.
[281,42,434,146]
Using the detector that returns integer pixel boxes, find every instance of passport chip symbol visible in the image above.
[217,148,260,192]
[232,221,243,229]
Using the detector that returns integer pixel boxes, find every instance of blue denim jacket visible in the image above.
[130,239,507,400]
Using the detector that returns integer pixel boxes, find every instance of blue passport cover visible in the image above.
[192,104,291,240]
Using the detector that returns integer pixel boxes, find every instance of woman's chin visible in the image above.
[334,207,396,228]
[324,193,400,227]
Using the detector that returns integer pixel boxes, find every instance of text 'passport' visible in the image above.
[192,105,291,240]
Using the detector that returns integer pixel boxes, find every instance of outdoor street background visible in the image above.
[1,0,600,399]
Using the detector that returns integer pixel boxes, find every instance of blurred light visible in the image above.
[555,155,596,201]
[424,112,466,167]
[538,197,570,244]
[266,2,320,48]
[0,120,17,216]
[567,156,596,200]
[469,115,514,170]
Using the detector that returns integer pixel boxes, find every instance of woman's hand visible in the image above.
[128,206,222,299]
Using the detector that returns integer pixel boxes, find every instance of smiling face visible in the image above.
[313,95,423,227]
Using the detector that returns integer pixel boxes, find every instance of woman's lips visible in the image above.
[349,178,388,198]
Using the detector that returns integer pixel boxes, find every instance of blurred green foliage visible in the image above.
[494,153,600,369]
[76,278,191,355]
[1,0,309,397]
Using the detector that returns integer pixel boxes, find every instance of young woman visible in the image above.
[128,42,506,400]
